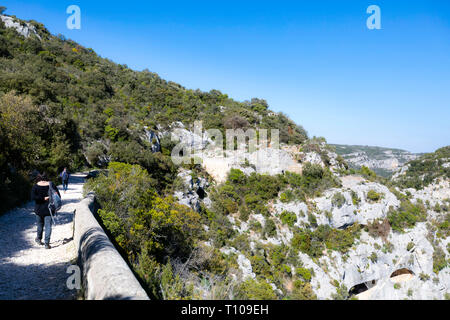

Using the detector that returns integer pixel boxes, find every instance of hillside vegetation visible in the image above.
[393,146,450,189]
[0,13,307,214]
[1,13,449,300]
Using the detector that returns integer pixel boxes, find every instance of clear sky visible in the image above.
[2,0,449,153]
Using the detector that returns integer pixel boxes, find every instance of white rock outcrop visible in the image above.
[173,168,210,212]
[1,15,41,39]
[252,174,449,299]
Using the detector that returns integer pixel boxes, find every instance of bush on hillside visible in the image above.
[235,279,277,300]
[291,224,361,258]
[387,200,427,232]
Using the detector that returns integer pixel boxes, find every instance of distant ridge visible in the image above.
[331,144,420,177]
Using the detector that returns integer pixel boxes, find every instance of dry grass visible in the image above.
[366,218,391,242]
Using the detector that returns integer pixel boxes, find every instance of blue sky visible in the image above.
[2,0,449,153]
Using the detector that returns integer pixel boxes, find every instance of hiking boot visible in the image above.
[35,238,43,245]
[45,243,51,249]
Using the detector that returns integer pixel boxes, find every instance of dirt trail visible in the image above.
[0,173,85,300]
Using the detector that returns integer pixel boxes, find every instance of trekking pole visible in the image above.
[48,205,57,225]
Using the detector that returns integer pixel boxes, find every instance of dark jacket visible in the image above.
[31,182,61,217]
[60,170,70,182]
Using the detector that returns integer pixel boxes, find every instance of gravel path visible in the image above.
[0,173,85,300]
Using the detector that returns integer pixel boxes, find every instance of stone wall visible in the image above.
[73,193,149,300]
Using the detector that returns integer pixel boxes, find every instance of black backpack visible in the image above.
[48,182,62,213]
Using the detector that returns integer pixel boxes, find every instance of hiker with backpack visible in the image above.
[31,172,61,249]
[60,167,70,193]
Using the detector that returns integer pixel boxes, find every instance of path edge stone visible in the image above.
[74,192,149,300]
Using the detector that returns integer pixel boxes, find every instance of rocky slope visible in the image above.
[0,14,41,39]
[168,124,345,183]
[172,128,449,300]
[2,11,447,300]
[333,144,419,177]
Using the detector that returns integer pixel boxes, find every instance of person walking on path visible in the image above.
[31,172,61,249]
[60,167,70,193]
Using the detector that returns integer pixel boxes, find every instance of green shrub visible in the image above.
[279,192,288,203]
[419,273,430,281]
[407,242,415,251]
[359,166,377,180]
[332,192,346,208]
[382,241,394,254]
[231,233,251,254]
[324,224,361,253]
[263,217,277,239]
[211,169,282,217]
[434,203,442,213]
[301,163,341,197]
[235,279,277,300]
[280,190,295,203]
[267,244,288,267]
[303,163,324,180]
[367,190,383,202]
[159,260,194,299]
[249,255,272,278]
[331,282,348,300]
[239,204,250,222]
[351,191,361,206]
[433,247,448,274]
[108,141,177,191]
[307,213,318,227]
[288,280,317,300]
[84,162,156,218]
[295,267,312,282]
[86,163,202,256]
[280,211,297,227]
[390,188,410,201]
[436,214,450,238]
[205,209,235,247]
[291,224,361,258]
[249,220,262,233]
[280,264,291,275]
[387,200,427,232]
[228,168,247,184]
[97,209,128,249]
[336,155,348,170]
